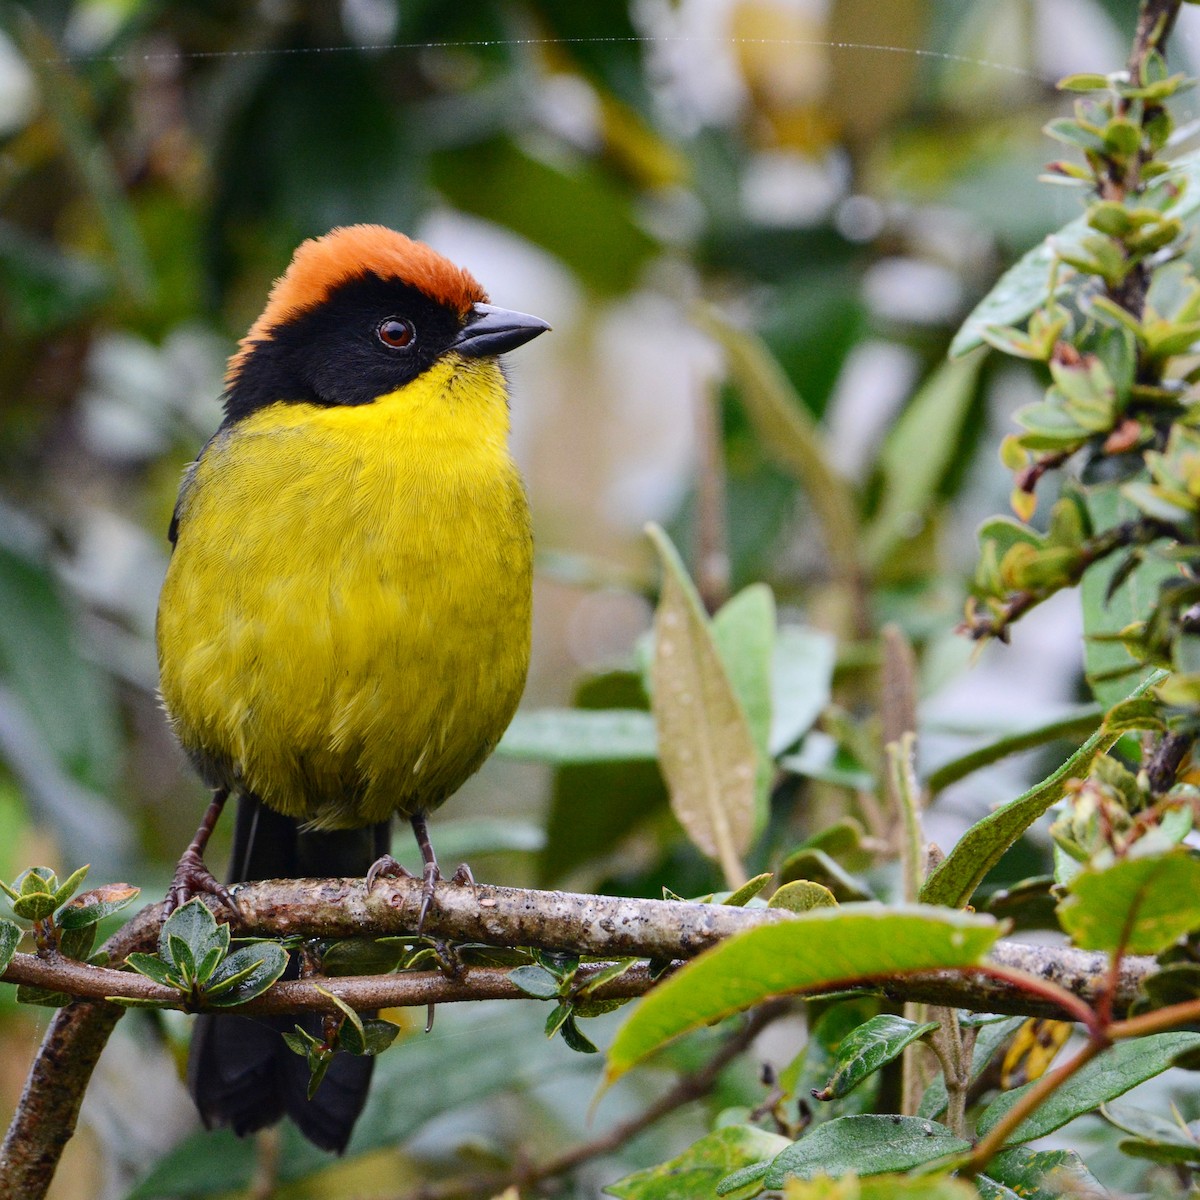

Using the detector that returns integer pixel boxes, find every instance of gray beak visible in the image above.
[452,303,551,358]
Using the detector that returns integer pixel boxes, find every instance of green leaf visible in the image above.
[780,997,882,1124]
[985,1146,1107,1200]
[194,946,224,985]
[167,935,196,983]
[125,952,179,990]
[1081,486,1177,706]
[925,706,1102,796]
[605,1125,792,1200]
[723,873,773,907]
[57,883,140,930]
[320,938,406,977]
[1102,1102,1200,1164]
[605,905,1000,1082]
[769,626,836,755]
[813,1015,940,1101]
[544,1001,571,1039]
[0,919,21,974]
[1058,73,1111,91]
[497,709,658,763]
[712,584,775,755]
[646,523,758,879]
[51,864,89,908]
[768,880,837,912]
[16,984,70,1008]
[751,1116,970,1188]
[10,894,57,922]
[786,1175,981,1200]
[919,672,1164,908]
[577,958,641,997]
[951,147,1200,358]
[339,1016,399,1057]
[864,355,983,569]
[695,305,862,592]
[977,1032,1200,1144]
[712,583,775,827]
[509,964,562,1000]
[777,848,874,902]
[1057,851,1200,954]
[559,1014,599,1054]
[158,898,227,965]
[203,943,288,1007]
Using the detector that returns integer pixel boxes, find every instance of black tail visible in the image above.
[187,795,390,1154]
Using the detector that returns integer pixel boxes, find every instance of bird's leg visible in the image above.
[166,787,236,914]
[410,811,441,932]
[366,813,476,932]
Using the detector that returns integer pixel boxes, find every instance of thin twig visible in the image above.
[396,1001,790,1200]
[0,877,1162,1200]
[964,1038,1107,1175]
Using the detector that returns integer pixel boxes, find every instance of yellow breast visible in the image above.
[156,355,533,828]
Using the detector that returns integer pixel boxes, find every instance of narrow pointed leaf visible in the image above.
[204,943,288,1007]
[0,919,22,973]
[51,863,90,908]
[813,1015,941,1101]
[695,304,862,591]
[125,952,179,989]
[864,355,983,569]
[977,1032,1200,1144]
[605,905,1000,1082]
[722,873,773,907]
[646,523,757,879]
[711,583,775,827]
[920,672,1164,908]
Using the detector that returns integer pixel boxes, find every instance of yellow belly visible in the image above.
[156,357,532,828]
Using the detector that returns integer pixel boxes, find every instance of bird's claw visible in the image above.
[366,854,476,933]
[165,848,236,916]
[365,853,414,892]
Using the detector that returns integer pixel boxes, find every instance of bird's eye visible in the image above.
[377,318,414,349]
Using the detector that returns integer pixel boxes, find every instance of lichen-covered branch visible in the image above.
[0,875,1165,1200]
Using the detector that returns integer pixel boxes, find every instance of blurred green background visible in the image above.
[1,0,1197,1196]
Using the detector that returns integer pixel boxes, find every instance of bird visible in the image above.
[155,224,549,1152]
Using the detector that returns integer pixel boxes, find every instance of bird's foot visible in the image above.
[165,848,236,916]
[447,862,475,889]
[366,853,476,933]
[365,853,415,892]
[366,853,431,928]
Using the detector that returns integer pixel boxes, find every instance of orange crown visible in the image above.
[226,225,488,385]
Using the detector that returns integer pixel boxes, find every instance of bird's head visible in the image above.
[222,225,550,421]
